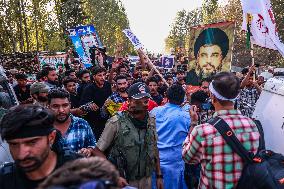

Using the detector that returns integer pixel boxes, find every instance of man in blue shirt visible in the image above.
[48,88,96,157]
[151,84,190,189]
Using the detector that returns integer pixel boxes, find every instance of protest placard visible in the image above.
[123,29,143,50]
[68,25,103,68]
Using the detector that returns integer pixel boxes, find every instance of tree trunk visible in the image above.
[17,0,24,52]
[20,0,30,52]
[33,2,39,51]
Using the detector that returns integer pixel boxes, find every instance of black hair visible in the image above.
[154,75,162,82]
[114,74,127,82]
[146,76,158,85]
[118,64,127,71]
[201,77,212,83]
[165,75,173,80]
[0,105,55,140]
[177,70,185,74]
[91,66,106,76]
[15,73,27,80]
[241,67,249,75]
[36,71,44,81]
[64,69,75,77]
[76,69,90,79]
[194,28,229,59]
[191,90,209,104]
[48,88,70,104]
[4,71,11,77]
[72,60,80,64]
[166,84,185,105]
[42,67,56,77]
[212,72,240,100]
[63,76,77,87]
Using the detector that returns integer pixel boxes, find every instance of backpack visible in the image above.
[209,117,284,189]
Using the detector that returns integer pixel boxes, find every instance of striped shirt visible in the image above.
[182,109,260,189]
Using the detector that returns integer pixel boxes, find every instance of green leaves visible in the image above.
[0,0,134,55]
[165,8,203,54]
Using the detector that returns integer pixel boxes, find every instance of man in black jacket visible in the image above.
[0,105,80,189]
[80,66,112,139]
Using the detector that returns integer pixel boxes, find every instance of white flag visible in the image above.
[122,29,143,50]
[241,0,284,56]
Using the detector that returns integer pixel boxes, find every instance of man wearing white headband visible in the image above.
[182,72,260,189]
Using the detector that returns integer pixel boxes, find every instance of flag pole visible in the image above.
[251,42,254,66]
[247,13,256,80]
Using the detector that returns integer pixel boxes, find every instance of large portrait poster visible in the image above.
[188,21,235,79]
[67,25,103,68]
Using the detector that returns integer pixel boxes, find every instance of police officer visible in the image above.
[0,105,81,189]
[92,82,164,189]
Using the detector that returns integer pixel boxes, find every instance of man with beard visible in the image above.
[102,75,129,117]
[175,70,186,85]
[0,105,81,189]
[48,89,96,155]
[76,69,91,98]
[147,77,163,106]
[80,66,112,139]
[91,82,163,189]
[42,67,60,89]
[63,77,80,109]
[30,82,49,108]
[194,28,229,77]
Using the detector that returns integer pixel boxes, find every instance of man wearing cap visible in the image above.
[91,82,163,189]
[194,28,229,76]
[30,82,49,108]
[182,72,260,189]
[0,105,81,189]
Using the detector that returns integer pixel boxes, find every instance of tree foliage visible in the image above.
[0,0,134,55]
[165,8,203,54]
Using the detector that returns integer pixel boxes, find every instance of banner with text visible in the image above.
[38,54,67,70]
[123,29,143,50]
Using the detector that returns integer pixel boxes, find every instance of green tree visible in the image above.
[165,8,203,54]
[0,0,134,55]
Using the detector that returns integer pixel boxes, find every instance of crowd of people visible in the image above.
[0,44,280,189]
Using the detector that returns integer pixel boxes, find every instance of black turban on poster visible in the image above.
[194,28,229,60]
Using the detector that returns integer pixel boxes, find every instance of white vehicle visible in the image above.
[253,77,284,154]
[0,66,18,165]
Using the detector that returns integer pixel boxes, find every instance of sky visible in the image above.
[120,0,203,54]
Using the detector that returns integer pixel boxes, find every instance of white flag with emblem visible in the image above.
[241,0,284,56]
